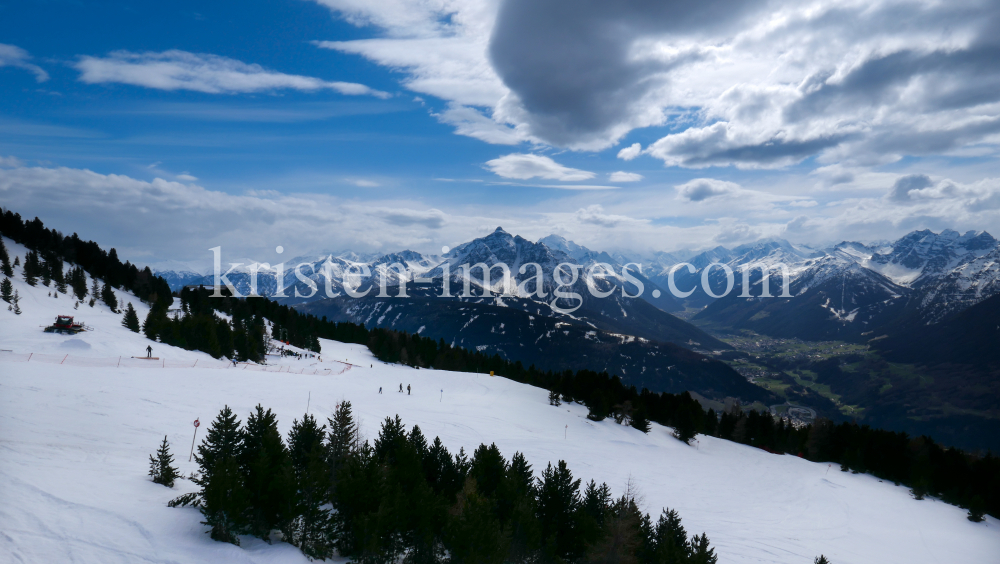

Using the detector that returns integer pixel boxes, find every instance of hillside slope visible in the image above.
[1,270,998,564]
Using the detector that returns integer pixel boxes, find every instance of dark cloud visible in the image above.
[888,174,933,202]
[488,0,763,148]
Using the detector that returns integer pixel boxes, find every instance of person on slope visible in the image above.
[407,384,411,395]
[399,383,403,393]
[146,345,152,358]
[379,386,382,394]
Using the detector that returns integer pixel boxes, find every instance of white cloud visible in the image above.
[175,173,198,182]
[0,155,25,168]
[617,143,642,161]
[313,0,1000,170]
[433,104,525,145]
[75,50,389,97]
[0,44,48,82]
[485,154,595,181]
[350,179,380,187]
[675,178,742,202]
[609,171,643,182]
[575,204,644,227]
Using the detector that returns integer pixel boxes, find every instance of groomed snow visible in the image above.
[1,256,998,564]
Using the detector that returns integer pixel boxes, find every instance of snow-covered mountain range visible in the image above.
[155,227,1000,340]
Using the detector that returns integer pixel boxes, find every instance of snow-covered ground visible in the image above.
[1,250,998,564]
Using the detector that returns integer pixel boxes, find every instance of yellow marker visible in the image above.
[490,371,495,377]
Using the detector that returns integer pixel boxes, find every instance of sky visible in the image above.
[1,0,1000,268]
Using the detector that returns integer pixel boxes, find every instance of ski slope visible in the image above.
[1,256,998,564]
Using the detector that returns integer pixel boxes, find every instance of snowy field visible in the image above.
[1,249,998,564]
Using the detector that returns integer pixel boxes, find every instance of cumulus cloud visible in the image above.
[485,153,595,181]
[617,143,642,161]
[0,44,48,82]
[888,174,934,202]
[75,50,389,97]
[609,171,643,182]
[675,178,741,202]
[315,0,1000,168]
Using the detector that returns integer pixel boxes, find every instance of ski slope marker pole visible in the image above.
[440,389,443,402]
[189,418,200,462]
[565,425,568,439]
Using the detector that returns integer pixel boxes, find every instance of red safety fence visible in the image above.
[0,351,352,375]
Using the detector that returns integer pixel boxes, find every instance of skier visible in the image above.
[407,384,411,395]
[146,345,152,358]
[232,359,238,367]
[379,386,382,394]
[399,383,403,393]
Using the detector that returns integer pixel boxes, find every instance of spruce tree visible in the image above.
[537,460,582,561]
[630,408,651,434]
[40,256,51,286]
[192,406,248,545]
[13,256,20,267]
[967,495,986,522]
[652,508,690,563]
[12,289,21,314]
[241,405,295,541]
[689,532,718,564]
[122,302,140,332]
[326,401,358,486]
[1,277,12,303]
[815,556,830,564]
[548,390,561,407]
[90,277,100,300]
[142,308,163,340]
[52,257,67,294]
[70,267,87,301]
[23,251,37,286]
[149,435,180,487]
[287,413,333,559]
[101,282,119,312]
[0,239,12,277]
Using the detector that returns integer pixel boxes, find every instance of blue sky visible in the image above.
[2,0,1000,267]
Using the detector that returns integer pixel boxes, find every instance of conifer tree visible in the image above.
[40,256,51,286]
[1,277,12,303]
[241,405,295,541]
[537,460,582,561]
[548,390,561,407]
[23,251,38,286]
[70,266,87,301]
[815,556,830,564]
[122,302,141,332]
[142,308,163,340]
[149,435,180,487]
[101,281,119,312]
[967,495,986,522]
[12,289,21,314]
[651,508,690,563]
[13,255,20,267]
[287,413,333,559]
[191,406,248,545]
[0,238,12,277]
[326,400,358,487]
[90,277,100,299]
[630,408,651,434]
[52,257,67,294]
[689,532,718,564]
